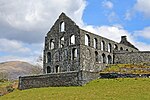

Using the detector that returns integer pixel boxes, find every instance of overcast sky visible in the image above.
[0,0,150,64]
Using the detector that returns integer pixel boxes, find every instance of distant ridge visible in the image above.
[0,61,42,80]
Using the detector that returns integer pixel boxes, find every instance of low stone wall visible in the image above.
[79,71,99,84]
[18,71,80,90]
[100,73,150,78]
[114,51,150,64]
[18,71,100,90]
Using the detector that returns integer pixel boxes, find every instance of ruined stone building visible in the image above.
[43,13,139,74]
[19,13,150,90]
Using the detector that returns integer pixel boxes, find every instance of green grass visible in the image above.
[0,78,150,100]
[0,81,12,88]
[103,64,150,74]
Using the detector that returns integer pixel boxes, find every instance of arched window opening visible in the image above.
[47,52,51,63]
[126,49,128,51]
[108,43,112,52]
[70,35,75,45]
[102,53,106,64]
[47,66,51,73]
[95,51,98,62]
[120,47,123,50]
[60,37,64,48]
[85,34,90,46]
[60,22,65,32]
[55,65,60,73]
[101,41,105,51]
[107,55,112,64]
[94,38,98,49]
[50,39,54,50]
[72,48,77,60]
[114,44,118,50]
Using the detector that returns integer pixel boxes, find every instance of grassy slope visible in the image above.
[0,78,150,100]
[102,64,150,74]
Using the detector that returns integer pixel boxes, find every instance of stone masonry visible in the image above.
[18,13,150,90]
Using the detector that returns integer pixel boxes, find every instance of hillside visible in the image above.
[0,61,42,80]
[102,64,150,74]
[0,78,150,100]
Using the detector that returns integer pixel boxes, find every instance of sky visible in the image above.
[0,0,150,64]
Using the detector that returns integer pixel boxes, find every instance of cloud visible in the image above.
[83,24,133,43]
[0,39,43,63]
[125,0,150,20]
[125,10,135,20]
[134,27,150,39]
[83,24,150,51]
[0,0,86,43]
[0,38,30,53]
[0,55,37,65]
[102,0,113,9]
[0,0,150,64]
[0,0,87,63]
[134,0,150,18]
[135,42,150,51]
[108,12,119,22]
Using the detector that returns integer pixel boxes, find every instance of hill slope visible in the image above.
[0,61,42,80]
[102,64,150,74]
[0,78,150,100]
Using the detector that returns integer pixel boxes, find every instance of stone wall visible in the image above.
[18,72,80,90]
[100,73,150,78]
[43,13,80,74]
[18,71,100,90]
[114,51,150,64]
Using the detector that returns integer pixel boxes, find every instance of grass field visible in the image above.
[103,64,150,74]
[0,78,150,100]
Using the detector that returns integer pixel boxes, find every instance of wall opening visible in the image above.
[102,53,106,64]
[55,65,60,73]
[70,35,75,45]
[50,39,54,50]
[108,43,112,52]
[94,38,98,49]
[114,44,118,50]
[60,37,64,48]
[47,52,51,63]
[126,49,128,51]
[101,41,105,51]
[85,34,90,46]
[60,21,65,32]
[95,51,98,62]
[47,66,51,73]
[120,47,123,50]
[107,55,112,64]
[72,48,77,60]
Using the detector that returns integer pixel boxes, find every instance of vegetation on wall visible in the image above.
[102,64,150,74]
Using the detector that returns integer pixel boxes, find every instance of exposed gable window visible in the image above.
[47,66,51,73]
[72,48,77,60]
[107,55,112,64]
[94,38,98,49]
[47,52,51,63]
[60,21,65,32]
[95,51,98,62]
[102,53,106,64]
[49,39,54,50]
[55,65,60,73]
[108,43,112,52]
[114,44,118,50]
[60,37,64,48]
[101,41,105,51]
[70,35,75,45]
[120,47,123,50]
[85,34,90,46]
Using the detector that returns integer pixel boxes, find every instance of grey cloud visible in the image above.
[0,0,86,43]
